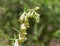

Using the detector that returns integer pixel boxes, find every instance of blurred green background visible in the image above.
[0,0,60,46]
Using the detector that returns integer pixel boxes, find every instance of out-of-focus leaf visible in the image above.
[37,24,45,37]
[53,29,60,38]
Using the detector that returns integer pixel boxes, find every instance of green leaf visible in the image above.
[53,29,60,38]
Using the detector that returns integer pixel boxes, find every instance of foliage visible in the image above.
[0,0,60,46]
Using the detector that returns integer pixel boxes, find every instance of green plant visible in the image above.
[14,7,40,46]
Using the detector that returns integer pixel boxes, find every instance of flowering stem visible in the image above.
[14,7,40,46]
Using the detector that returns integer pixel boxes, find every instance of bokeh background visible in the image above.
[0,0,60,46]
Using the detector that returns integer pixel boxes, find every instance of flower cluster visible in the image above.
[14,7,40,46]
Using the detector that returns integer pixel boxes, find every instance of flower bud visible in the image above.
[35,7,39,10]
[19,12,26,21]
[20,23,26,30]
[18,38,25,43]
[14,39,18,46]
[27,12,31,17]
